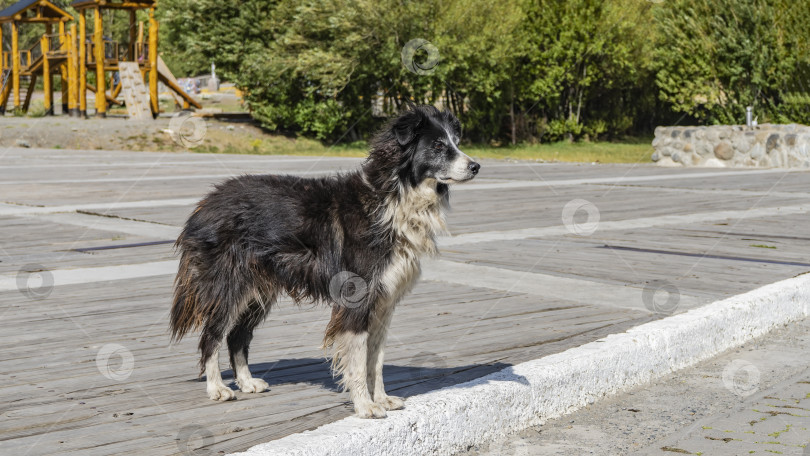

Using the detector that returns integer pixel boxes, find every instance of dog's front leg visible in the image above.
[367,303,405,411]
[334,330,387,418]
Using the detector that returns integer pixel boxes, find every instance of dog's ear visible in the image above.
[393,109,424,146]
[443,110,462,139]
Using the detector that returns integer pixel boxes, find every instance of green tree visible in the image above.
[512,0,659,142]
[653,0,810,124]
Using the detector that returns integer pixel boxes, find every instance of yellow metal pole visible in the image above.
[11,21,19,110]
[148,8,159,116]
[79,12,87,117]
[94,7,106,117]
[41,36,51,115]
[137,21,144,60]
[68,24,78,116]
[59,22,68,115]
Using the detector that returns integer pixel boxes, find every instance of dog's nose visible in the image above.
[468,162,480,175]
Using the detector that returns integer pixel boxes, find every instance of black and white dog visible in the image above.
[170,105,480,418]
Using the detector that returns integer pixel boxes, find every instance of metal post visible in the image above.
[149,8,159,116]
[79,12,87,117]
[94,6,106,117]
[60,22,68,115]
[11,21,19,110]
[42,36,51,114]
[68,24,78,116]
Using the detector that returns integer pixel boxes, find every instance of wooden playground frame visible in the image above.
[0,0,200,118]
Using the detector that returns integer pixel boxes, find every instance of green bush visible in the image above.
[158,0,810,143]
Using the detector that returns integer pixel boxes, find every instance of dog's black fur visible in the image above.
[170,105,479,417]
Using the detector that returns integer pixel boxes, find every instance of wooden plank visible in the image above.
[2,153,809,455]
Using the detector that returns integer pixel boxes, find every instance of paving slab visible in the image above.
[464,318,810,456]
[1,147,809,455]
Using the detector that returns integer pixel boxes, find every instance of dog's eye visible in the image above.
[432,140,445,151]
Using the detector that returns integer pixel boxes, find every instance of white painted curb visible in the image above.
[228,273,810,456]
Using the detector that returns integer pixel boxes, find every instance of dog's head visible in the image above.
[390,106,480,186]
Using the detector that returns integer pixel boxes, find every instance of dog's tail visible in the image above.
[170,247,204,342]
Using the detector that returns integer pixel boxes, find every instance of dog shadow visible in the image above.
[213,357,521,398]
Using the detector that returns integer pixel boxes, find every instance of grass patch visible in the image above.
[465,140,653,163]
[191,131,653,164]
[192,133,368,158]
[750,244,777,249]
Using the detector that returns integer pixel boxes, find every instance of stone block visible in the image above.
[652,124,810,168]
[714,142,734,160]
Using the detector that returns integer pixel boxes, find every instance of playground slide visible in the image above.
[157,56,202,110]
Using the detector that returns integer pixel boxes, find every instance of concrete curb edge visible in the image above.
[230,274,810,456]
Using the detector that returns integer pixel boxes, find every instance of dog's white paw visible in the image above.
[375,394,405,411]
[207,385,236,401]
[354,400,387,419]
[238,377,269,394]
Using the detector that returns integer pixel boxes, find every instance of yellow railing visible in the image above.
[20,50,30,68]
[86,40,119,64]
[45,33,63,53]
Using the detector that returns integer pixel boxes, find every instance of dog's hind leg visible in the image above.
[202,341,235,401]
[227,298,272,394]
[366,300,404,411]
[200,308,239,401]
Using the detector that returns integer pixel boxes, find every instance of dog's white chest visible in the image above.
[379,180,447,301]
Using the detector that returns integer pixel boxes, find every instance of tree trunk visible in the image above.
[510,78,516,145]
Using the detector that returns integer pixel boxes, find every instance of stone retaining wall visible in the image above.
[652,124,810,168]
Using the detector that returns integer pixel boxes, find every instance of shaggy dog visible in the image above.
[170,105,480,418]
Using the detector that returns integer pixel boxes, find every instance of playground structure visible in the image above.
[0,0,200,118]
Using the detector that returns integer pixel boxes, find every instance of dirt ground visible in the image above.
[0,113,367,156]
[1,115,255,152]
[0,88,337,155]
